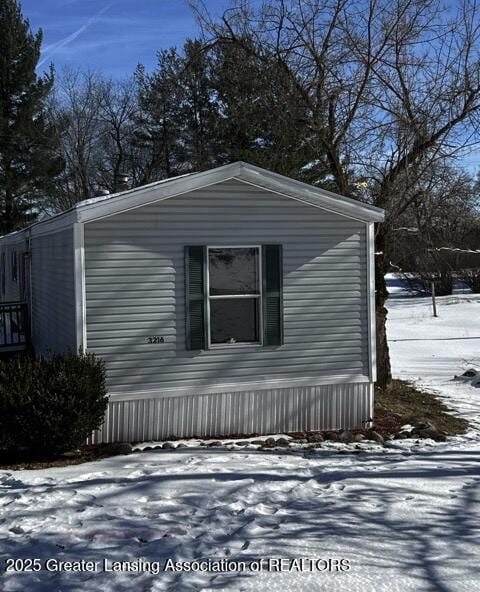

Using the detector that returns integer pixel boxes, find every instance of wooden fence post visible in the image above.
[431,281,438,317]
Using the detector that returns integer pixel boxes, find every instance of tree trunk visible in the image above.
[374,226,392,389]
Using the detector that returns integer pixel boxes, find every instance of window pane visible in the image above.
[210,298,259,344]
[209,248,258,295]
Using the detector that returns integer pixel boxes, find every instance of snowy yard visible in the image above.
[1,279,479,591]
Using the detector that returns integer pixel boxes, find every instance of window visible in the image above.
[11,251,17,282]
[207,247,261,346]
[185,244,283,350]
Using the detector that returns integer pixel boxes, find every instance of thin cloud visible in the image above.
[39,3,113,67]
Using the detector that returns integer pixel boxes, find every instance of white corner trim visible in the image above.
[73,223,87,352]
[366,222,377,382]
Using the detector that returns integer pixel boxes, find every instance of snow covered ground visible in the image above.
[387,275,480,430]
[1,277,479,592]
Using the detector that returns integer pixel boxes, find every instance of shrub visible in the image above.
[0,352,108,453]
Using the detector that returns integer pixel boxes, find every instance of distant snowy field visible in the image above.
[1,276,479,592]
[387,275,480,429]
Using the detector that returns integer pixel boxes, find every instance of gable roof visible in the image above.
[74,161,384,224]
[1,162,384,241]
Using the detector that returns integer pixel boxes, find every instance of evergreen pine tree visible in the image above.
[134,51,185,182]
[211,39,314,178]
[180,39,221,171]
[0,0,62,233]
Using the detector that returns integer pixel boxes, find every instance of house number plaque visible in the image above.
[146,336,165,344]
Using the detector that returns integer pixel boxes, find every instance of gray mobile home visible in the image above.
[0,162,384,443]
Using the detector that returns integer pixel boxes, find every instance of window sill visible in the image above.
[208,342,263,350]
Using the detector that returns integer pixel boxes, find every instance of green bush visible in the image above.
[0,352,108,453]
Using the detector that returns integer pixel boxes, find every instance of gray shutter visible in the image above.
[185,246,207,350]
[262,244,283,346]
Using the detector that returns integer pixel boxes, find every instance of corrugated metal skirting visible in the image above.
[90,382,373,444]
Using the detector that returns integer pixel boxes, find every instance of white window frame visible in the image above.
[206,245,263,348]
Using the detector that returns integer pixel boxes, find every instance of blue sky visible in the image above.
[18,1,480,171]
[22,0,230,78]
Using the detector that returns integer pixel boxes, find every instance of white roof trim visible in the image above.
[76,172,194,208]
[0,162,384,242]
[77,161,384,223]
[235,163,384,222]
[0,229,27,246]
[77,169,235,223]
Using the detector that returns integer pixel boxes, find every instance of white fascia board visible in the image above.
[16,160,384,232]
[0,213,77,243]
[77,162,243,223]
[76,161,384,224]
[236,164,385,223]
[0,229,27,247]
[234,176,371,224]
[29,210,78,238]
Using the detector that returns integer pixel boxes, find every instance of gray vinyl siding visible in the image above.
[31,228,76,354]
[84,179,369,394]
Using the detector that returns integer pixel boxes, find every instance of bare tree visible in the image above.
[48,70,141,210]
[96,79,138,192]
[192,0,480,387]
[392,165,478,295]
[364,0,480,384]
[49,70,106,210]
